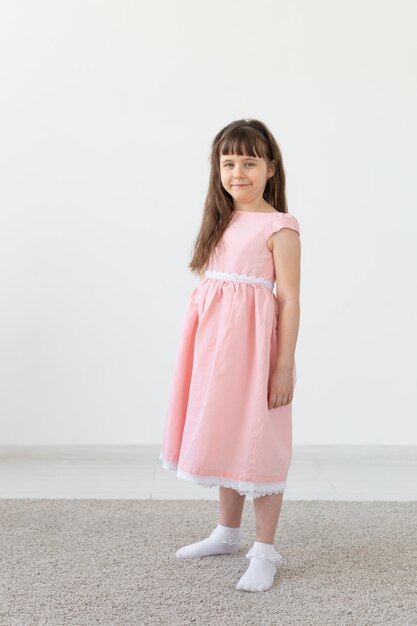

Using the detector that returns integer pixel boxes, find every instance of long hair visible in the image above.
[188,118,289,277]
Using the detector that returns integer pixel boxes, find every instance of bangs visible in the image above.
[218,126,270,161]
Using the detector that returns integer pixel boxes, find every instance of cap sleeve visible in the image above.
[264,213,300,241]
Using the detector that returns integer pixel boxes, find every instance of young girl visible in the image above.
[159,118,301,593]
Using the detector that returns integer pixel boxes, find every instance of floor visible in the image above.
[0,445,416,501]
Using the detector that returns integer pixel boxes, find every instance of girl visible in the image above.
[159,118,301,593]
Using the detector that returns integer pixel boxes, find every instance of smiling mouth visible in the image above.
[233,184,249,186]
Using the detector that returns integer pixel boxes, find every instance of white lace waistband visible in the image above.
[204,268,274,291]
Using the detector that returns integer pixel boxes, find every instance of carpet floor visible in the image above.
[0,499,416,626]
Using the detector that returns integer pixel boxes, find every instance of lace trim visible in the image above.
[210,526,241,545]
[203,268,274,292]
[245,544,284,563]
[159,451,287,498]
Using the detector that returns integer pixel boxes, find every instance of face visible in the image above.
[219,153,274,205]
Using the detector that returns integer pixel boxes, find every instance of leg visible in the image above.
[236,492,285,592]
[254,492,283,543]
[175,486,245,559]
[219,486,246,527]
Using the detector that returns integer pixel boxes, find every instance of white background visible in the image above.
[1,1,416,445]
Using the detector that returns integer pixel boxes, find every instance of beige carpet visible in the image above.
[0,499,416,626]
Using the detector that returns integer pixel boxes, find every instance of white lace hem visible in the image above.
[159,451,287,498]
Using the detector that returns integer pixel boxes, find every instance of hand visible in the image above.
[267,364,294,409]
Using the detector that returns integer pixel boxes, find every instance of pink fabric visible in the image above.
[160,210,300,496]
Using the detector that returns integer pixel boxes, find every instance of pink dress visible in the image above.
[159,209,300,498]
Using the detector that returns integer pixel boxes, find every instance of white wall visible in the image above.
[0,1,416,444]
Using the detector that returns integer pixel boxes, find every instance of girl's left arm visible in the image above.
[268,228,301,407]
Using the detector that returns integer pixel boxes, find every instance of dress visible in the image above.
[159,209,300,498]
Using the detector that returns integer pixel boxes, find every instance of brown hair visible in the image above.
[188,118,289,277]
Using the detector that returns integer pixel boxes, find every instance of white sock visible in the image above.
[175,523,242,559]
[236,541,284,592]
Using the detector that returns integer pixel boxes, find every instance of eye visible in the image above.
[223,162,256,167]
